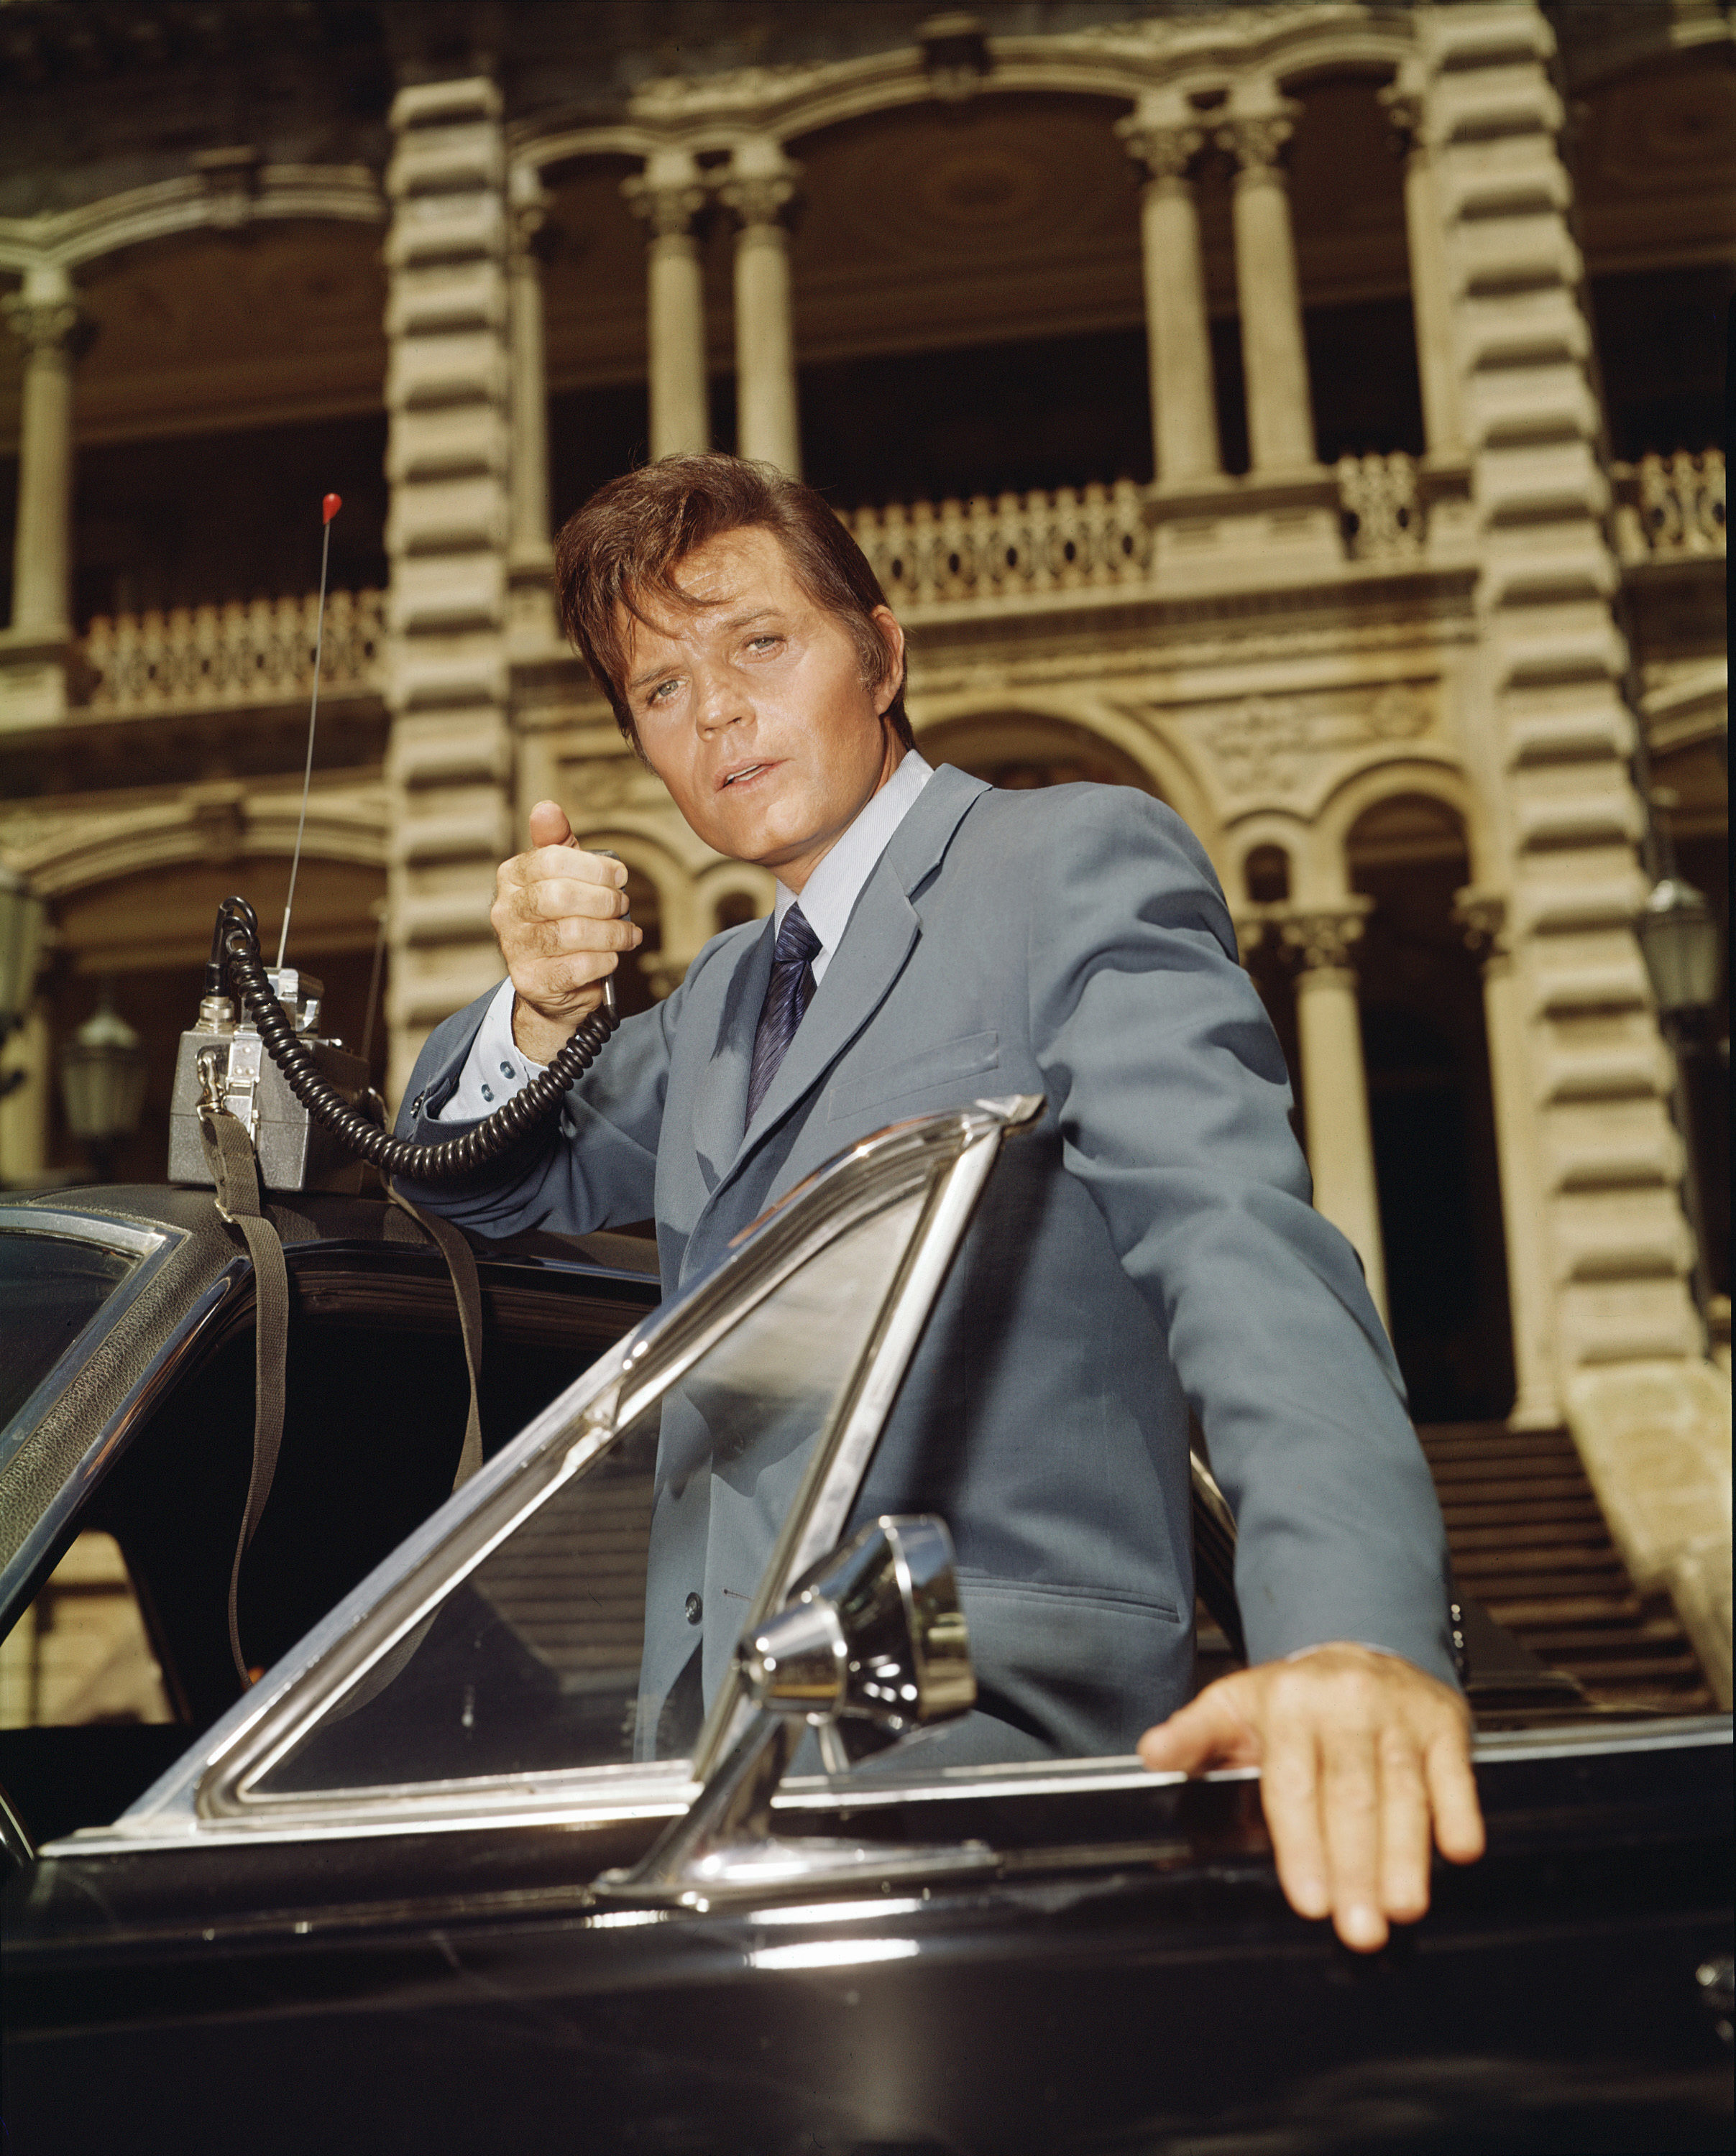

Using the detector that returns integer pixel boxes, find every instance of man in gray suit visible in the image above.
[397,454,1484,1953]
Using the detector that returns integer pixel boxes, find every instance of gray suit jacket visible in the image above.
[398,768,1456,1759]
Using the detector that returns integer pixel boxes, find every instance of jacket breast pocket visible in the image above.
[826,1030,1001,1123]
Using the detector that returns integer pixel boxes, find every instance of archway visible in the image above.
[35,853,385,1188]
[918,710,1162,797]
[1346,793,1513,1422]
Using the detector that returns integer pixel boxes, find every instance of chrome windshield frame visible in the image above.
[0,1208,178,1483]
[91,1097,1039,1849]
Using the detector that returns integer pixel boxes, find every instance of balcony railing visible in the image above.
[81,588,385,715]
[1614,450,1726,562]
[40,449,1719,724]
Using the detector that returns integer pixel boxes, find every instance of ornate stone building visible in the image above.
[1,1,1729,1700]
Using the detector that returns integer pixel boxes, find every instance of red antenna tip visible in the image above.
[322,493,342,525]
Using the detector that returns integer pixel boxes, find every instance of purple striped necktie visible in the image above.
[745,903,822,1124]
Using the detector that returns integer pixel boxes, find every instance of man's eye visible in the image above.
[646,678,680,706]
[747,635,782,654]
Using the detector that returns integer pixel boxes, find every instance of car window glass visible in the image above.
[250,1189,926,1797]
[0,1234,138,1432]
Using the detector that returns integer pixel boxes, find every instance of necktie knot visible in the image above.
[773,905,821,969]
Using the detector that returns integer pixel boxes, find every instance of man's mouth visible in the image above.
[718,760,773,791]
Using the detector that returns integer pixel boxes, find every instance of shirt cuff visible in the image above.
[434,978,545,1122]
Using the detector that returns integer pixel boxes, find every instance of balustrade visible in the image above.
[1615,450,1726,561]
[846,482,1154,609]
[1336,452,1425,562]
[81,589,385,714]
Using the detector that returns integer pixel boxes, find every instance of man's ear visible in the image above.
[870,604,906,714]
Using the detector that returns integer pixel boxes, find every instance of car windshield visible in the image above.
[0,1231,142,1435]
[246,1184,929,1797]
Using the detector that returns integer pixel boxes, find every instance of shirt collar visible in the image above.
[773,750,933,958]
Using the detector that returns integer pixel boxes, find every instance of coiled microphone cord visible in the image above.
[215,897,619,1186]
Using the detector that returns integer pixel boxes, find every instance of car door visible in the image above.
[0,1194,659,1846]
[3,1097,1042,2153]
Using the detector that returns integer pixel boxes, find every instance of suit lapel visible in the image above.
[688,917,775,1192]
[707,765,991,1205]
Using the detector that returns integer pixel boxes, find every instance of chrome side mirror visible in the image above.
[598,1516,989,1907]
[739,1515,975,1734]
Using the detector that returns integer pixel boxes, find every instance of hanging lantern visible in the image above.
[60,987,149,1148]
[0,862,47,1042]
[1637,876,1722,1021]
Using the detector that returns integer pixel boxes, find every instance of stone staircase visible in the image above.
[1417,1422,1715,1712]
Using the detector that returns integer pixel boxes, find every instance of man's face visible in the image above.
[620,526,906,893]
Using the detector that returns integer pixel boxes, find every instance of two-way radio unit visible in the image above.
[170,493,617,1195]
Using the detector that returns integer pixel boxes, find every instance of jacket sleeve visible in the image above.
[388,977,678,1239]
[1026,788,1458,1685]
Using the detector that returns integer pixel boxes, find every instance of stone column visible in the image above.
[1381,80,1464,457]
[4,264,86,638]
[720,142,802,476]
[1454,889,1560,1427]
[1218,102,1318,474]
[1281,903,1390,1321]
[506,165,558,644]
[623,152,710,459]
[0,1004,51,1188]
[1118,116,1222,485]
[382,78,516,1105]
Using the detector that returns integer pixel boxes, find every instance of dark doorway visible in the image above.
[1348,798,1515,1422]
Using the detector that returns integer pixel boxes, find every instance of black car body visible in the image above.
[1,1101,1730,2155]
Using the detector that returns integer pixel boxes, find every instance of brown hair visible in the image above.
[553,453,913,753]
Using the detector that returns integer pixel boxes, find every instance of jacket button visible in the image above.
[684,1593,703,1626]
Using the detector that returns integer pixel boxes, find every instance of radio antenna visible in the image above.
[276,492,342,972]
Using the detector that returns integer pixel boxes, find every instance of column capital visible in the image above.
[1277,898,1372,975]
[622,172,709,240]
[1117,117,1208,185]
[1452,885,1510,961]
[1217,103,1300,181]
[718,154,801,232]
[2,292,89,363]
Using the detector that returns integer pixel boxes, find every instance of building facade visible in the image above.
[1,1,1729,1700]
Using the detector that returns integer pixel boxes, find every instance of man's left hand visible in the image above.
[1137,1644,1485,1952]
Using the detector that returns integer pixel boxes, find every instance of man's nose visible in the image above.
[694,663,748,734]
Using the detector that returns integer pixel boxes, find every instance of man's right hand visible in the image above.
[491,800,643,1064]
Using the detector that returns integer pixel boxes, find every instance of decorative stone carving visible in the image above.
[1337,452,1426,559]
[1118,121,1208,184]
[1453,886,1511,961]
[0,296,86,360]
[191,144,263,230]
[620,173,709,239]
[1277,903,1369,975]
[717,168,799,231]
[1616,450,1727,560]
[1196,685,1433,798]
[1216,109,1297,180]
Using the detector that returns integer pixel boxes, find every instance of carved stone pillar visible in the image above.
[1455,888,1559,1427]
[0,1003,51,1187]
[624,153,710,459]
[507,165,557,640]
[720,144,802,476]
[1218,103,1318,474]
[4,266,86,639]
[1118,117,1222,485]
[1381,80,1463,457]
[382,77,516,1103]
[1280,902,1389,1320]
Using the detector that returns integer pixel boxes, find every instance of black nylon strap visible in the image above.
[387,1184,484,1491]
[198,1107,290,1687]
